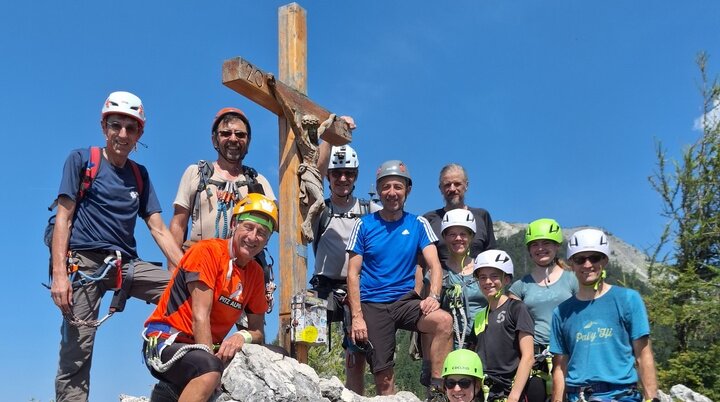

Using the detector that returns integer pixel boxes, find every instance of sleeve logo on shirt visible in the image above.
[218,295,244,310]
[130,191,139,199]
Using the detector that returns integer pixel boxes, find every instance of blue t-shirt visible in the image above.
[549,286,650,388]
[347,211,437,303]
[58,148,161,258]
[508,269,578,346]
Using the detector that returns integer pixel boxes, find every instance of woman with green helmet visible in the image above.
[508,218,578,400]
[442,349,485,402]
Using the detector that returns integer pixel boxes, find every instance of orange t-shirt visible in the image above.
[145,238,267,343]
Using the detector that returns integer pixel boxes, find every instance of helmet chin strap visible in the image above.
[581,268,607,291]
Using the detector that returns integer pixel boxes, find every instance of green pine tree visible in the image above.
[647,52,720,400]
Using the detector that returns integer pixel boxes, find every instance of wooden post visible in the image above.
[222,2,351,364]
[278,3,308,362]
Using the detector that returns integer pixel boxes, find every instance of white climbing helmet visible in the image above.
[101,91,146,126]
[567,228,610,259]
[473,250,514,277]
[328,144,359,170]
[441,209,476,236]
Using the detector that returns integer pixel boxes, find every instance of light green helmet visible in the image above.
[442,349,483,379]
[525,218,563,245]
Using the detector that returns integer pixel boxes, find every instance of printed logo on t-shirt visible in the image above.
[401,229,410,235]
[575,320,614,343]
[130,191,139,199]
[496,310,506,324]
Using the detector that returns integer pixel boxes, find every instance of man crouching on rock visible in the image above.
[142,193,276,401]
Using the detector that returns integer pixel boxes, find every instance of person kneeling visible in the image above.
[142,193,277,401]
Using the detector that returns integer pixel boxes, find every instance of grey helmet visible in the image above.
[375,160,412,186]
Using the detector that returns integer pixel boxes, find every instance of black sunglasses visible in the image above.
[444,378,473,389]
[570,253,604,265]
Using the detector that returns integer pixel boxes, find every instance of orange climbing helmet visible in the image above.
[212,107,252,139]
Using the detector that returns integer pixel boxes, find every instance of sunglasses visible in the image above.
[330,169,357,179]
[570,253,604,265]
[217,130,248,139]
[444,378,473,389]
[105,121,140,136]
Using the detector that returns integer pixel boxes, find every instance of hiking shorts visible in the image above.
[566,384,641,402]
[361,290,423,374]
[145,342,223,390]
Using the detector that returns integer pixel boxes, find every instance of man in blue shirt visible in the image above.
[346,160,452,397]
[50,91,183,402]
[549,228,659,402]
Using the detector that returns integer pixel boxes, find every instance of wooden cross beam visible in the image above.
[221,3,351,359]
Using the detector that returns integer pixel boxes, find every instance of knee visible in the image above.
[433,310,453,336]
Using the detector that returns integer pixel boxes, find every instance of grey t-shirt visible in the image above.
[312,197,381,280]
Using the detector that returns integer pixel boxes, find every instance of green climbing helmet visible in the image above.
[525,218,563,245]
[442,349,484,379]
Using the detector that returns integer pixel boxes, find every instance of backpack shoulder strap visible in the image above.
[77,146,102,201]
[127,159,144,196]
[312,198,333,255]
[358,198,371,216]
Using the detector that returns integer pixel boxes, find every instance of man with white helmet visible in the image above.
[49,91,183,402]
[346,160,453,396]
[310,143,380,394]
[549,228,659,402]
[469,249,535,402]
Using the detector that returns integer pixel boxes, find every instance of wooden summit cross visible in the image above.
[221,3,352,360]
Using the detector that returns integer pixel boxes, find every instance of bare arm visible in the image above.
[633,336,658,400]
[216,313,265,363]
[169,205,190,248]
[189,281,214,350]
[509,332,535,402]
[168,205,190,270]
[551,354,568,402]
[50,196,76,313]
[347,252,367,344]
[419,244,442,315]
[145,212,184,271]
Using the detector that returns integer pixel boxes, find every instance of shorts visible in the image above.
[566,384,641,402]
[361,290,424,373]
[145,342,223,390]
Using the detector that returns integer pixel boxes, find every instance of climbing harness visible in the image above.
[59,251,134,328]
[447,283,469,348]
[142,325,214,373]
[312,197,371,254]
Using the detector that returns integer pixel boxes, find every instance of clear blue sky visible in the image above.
[2,1,718,400]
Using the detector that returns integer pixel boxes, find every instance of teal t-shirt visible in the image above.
[508,269,577,345]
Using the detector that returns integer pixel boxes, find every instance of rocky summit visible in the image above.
[121,344,420,402]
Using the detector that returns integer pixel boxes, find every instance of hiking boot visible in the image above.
[426,385,449,402]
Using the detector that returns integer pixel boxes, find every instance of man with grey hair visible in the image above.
[423,163,496,262]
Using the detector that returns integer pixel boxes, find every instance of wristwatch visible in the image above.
[429,293,440,301]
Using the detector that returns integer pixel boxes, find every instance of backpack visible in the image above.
[44,147,144,282]
[191,160,277,312]
[312,197,371,254]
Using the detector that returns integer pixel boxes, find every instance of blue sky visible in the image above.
[2,1,719,400]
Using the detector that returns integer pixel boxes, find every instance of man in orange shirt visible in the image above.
[142,193,277,401]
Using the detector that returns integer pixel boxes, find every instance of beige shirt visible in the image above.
[174,163,276,244]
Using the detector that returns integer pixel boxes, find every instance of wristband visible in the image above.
[237,329,253,344]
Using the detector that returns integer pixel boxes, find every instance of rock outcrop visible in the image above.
[121,344,420,402]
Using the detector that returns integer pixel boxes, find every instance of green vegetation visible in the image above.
[646,52,720,400]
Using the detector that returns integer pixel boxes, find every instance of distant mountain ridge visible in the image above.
[493,221,650,282]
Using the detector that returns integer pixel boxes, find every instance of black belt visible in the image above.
[566,382,636,394]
